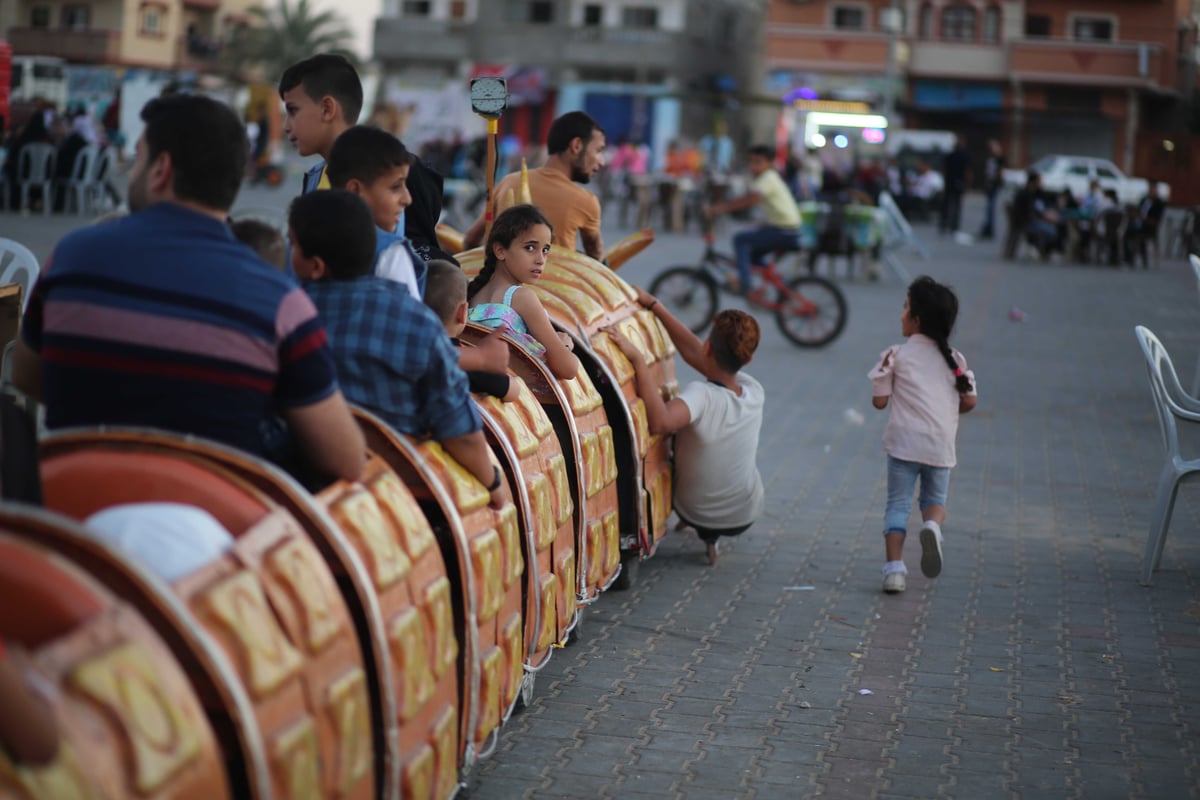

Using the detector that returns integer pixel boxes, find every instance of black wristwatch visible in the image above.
[486,466,502,492]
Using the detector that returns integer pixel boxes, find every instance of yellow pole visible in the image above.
[483,117,499,243]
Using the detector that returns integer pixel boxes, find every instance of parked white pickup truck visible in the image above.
[1001,155,1165,204]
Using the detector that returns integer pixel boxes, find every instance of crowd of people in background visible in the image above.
[1,95,122,212]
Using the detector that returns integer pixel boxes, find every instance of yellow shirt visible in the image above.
[493,167,601,251]
[753,169,801,229]
[317,165,331,190]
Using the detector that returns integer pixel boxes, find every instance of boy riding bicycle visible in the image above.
[705,145,803,295]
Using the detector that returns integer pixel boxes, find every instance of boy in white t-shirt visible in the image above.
[606,288,764,565]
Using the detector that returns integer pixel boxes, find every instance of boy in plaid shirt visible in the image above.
[290,189,510,509]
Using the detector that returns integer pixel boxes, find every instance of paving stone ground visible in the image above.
[463,207,1200,800]
[9,182,1199,800]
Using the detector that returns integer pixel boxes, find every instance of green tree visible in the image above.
[224,0,358,84]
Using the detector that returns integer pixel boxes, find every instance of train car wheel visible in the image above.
[565,606,584,646]
[610,551,640,591]
[514,670,537,712]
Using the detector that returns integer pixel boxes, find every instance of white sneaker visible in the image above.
[920,521,943,578]
[882,572,907,593]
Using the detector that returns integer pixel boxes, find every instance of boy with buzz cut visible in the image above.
[326,125,424,298]
[423,259,520,402]
[279,53,363,193]
[288,190,511,510]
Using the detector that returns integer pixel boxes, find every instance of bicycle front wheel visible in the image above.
[649,266,717,334]
[776,275,847,347]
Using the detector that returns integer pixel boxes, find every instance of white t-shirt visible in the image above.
[84,502,235,582]
[673,373,766,528]
[376,242,421,299]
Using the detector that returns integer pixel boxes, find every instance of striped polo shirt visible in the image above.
[22,202,339,457]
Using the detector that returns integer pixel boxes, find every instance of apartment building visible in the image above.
[2,0,256,72]
[765,0,1198,177]
[373,0,765,162]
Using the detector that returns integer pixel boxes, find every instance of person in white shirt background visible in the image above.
[869,276,978,594]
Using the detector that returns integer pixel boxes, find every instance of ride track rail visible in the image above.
[0,239,679,800]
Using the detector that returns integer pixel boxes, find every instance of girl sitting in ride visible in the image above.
[467,204,579,380]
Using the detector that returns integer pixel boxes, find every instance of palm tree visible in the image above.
[224,0,358,84]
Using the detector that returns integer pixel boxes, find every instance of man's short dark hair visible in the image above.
[140,94,246,211]
[326,126,413,189]
[748,145,774,161]
[278,53,363,124]
[423,259,467,324]
[288,190,377,281]
[546,111,603,156]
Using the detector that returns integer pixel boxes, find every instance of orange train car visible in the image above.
[0,246,679,799]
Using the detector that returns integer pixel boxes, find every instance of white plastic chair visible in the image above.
[0,238,38,312]
[0,239,38,390]
[1134,325,1200,585]
[17,143,56,216]
[55,144,100,216]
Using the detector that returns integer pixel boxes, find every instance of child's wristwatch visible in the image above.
[486,466,503,492]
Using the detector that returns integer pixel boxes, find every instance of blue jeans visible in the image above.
[884,455,951,535]
[733,225,800,290]
[981,187,999,237]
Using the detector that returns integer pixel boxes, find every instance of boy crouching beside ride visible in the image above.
[288,189,511,509]
[605,288,765,566]
[424,259,521,402]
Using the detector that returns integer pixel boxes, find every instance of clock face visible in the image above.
[470,77,508,117]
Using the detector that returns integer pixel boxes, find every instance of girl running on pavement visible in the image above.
[468,204,579,380]
[869,275,977,594]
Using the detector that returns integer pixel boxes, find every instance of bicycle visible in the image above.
[648,229,848,347]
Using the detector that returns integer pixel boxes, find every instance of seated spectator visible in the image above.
[424,258,519,402]
[326,125,424,298]
[84,503,235,582]
[231,219,287,271]
[289,190,510,508]
[13,94,365,484]
[1124,182,1166,266]
[1012,171,1060,258]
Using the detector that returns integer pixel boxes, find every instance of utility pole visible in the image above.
[880,0,903,129]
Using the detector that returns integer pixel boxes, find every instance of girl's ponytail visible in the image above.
[907,275,972,394]
[467,262,493,300]
[933,337,974,394]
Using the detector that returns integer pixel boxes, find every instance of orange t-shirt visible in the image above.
[493,167,601,252]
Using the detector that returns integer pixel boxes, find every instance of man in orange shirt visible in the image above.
[464,111,607,261]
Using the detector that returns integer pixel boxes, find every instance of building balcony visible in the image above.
[766,26,890,73]
[1009,38,1170,91]
[765,26,1174,93]
[373,16,471,64]
[175,34,223,73]
[374,17,683,72]
[907,42,1007,80]
[8,26,121,63]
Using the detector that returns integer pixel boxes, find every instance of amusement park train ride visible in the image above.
[0,229,673,800]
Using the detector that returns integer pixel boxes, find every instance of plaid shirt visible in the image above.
[306,276,480,441]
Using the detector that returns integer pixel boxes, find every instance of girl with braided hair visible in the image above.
[870,276,977,594]
[468,204,578,380]
[607,289,764,566]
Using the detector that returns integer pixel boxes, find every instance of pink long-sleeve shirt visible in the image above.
[869,333,977,468]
